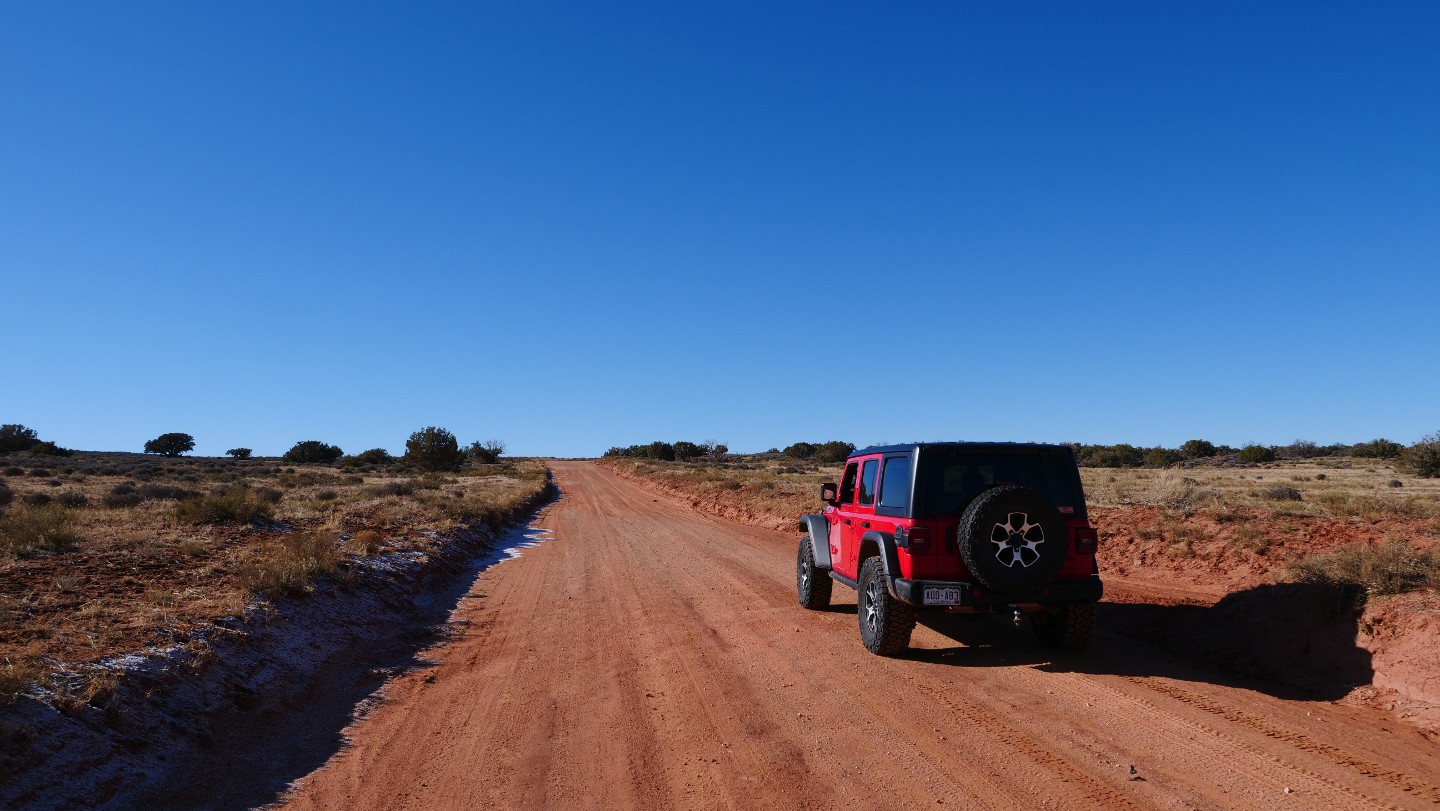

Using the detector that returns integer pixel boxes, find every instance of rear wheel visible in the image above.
[857,556,916,656]
[1031,603,1095,651]
[796,537,832,610]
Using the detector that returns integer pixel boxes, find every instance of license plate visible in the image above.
[923,587,964,606]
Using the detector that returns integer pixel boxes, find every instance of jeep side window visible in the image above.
[878,455,911,511]
[859,459,879,506]
[839,462,859,504]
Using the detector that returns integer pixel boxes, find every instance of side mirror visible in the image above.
[820,482,838,505]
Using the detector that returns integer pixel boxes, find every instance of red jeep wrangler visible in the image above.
[796,442,1102,656]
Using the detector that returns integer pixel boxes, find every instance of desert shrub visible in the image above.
[21,493,51,507]
[1144,448,1183,468]
[1081,444,1145,468]
[1278,440,1325,459]
[0,480,10,508]
[226,448,253,459]
[103,491,143,509]
[1398,432,1440,478]
[174,488,274,525]
[255,487,283,504]
[44,479,61,487]
[403,427,465,471]
[1238,444,1276,463]
[1260,486,1302,501]
[813,441,856,464]
[348,529,383,555]
[55,491,88,509]
[0,506,80,555]
[144,433,194,457]
[283,440,344,465]
[0,425,41,454]
[1179,439,1216,459]
[466,440,506,464]
[315,490,338,501]
[1352,438,1404,459]
[1285,540,1437,595]
[27,468,50,477]
[783,442,816,459]
[3,467,22,476]
[368,480,414,498]
[236,533,337,596]
[138,483,199,501]
[26,441,72,457]
[350,448,395,466]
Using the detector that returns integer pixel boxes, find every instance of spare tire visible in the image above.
[957,485,1067,594]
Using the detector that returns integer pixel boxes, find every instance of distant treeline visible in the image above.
[604,441,728,461]
[1069,438,1407,468]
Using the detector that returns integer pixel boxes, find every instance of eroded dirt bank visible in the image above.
[0,480,558,811]
[280,462,1440,810]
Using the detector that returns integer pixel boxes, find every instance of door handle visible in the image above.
[843,519,852,525]
[861,521,871,529]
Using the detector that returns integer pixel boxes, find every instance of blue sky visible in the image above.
[3,2,1438,457]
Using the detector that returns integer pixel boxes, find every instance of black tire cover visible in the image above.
[957,485,1067,594]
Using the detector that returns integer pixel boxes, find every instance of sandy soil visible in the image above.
[280,461,1440,810]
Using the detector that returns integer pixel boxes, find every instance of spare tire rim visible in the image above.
[990,511,1045,568]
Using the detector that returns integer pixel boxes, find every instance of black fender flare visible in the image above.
[797,514,833,569]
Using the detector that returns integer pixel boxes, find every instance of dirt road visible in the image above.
[280,462,1440,810]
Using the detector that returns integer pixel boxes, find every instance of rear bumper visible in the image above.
[890,575,1103,608]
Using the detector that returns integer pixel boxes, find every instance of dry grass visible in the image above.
[0,452,551,698]
[1285,540,1439,595]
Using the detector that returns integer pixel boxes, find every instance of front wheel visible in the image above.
[1031,603,1096,651]
[796,537,832,610]
[857,556,916,656]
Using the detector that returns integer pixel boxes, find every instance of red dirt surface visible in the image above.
[279,462,1440,810]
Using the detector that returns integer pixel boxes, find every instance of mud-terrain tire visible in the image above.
[957,485,1067,594]
[857,556,916,656]
[1031,603,1095,651]
[796,536,832,610]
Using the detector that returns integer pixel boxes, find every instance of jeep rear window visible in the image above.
[859,459,878,506]
[917,450,1076,517]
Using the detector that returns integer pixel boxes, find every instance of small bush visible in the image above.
[283,440,344,465]
[3,467,24,477]
[21,493,51,507]
[1398,432,1440,478]
[348,529,383,555]
[1260,486,1302,501]
[236,534,337,596]
[226,448,253,459]
[27,468,50,477]
[350,448,395,466]
[139,483,200,501]
[255,487,283,504]
[0,480,11,509]
[315,489,338,501]
[0,506,81,555]
[1388,479,1404,488]
[1238,444,1276,464]
[1285,540,1438,595]
[174,488,274,525]
[368,480,415,498]
[0,657,43,703]
[55,491,88,509]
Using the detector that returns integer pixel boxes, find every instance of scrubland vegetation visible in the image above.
[0,425,548,703]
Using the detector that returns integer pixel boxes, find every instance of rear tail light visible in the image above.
[1073,526,1099,555]
[908,526,931,554]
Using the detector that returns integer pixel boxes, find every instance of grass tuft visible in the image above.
[1285,540,1438,595]
[0,505,81,556]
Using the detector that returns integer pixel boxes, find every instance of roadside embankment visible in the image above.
[0,470,558,811]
